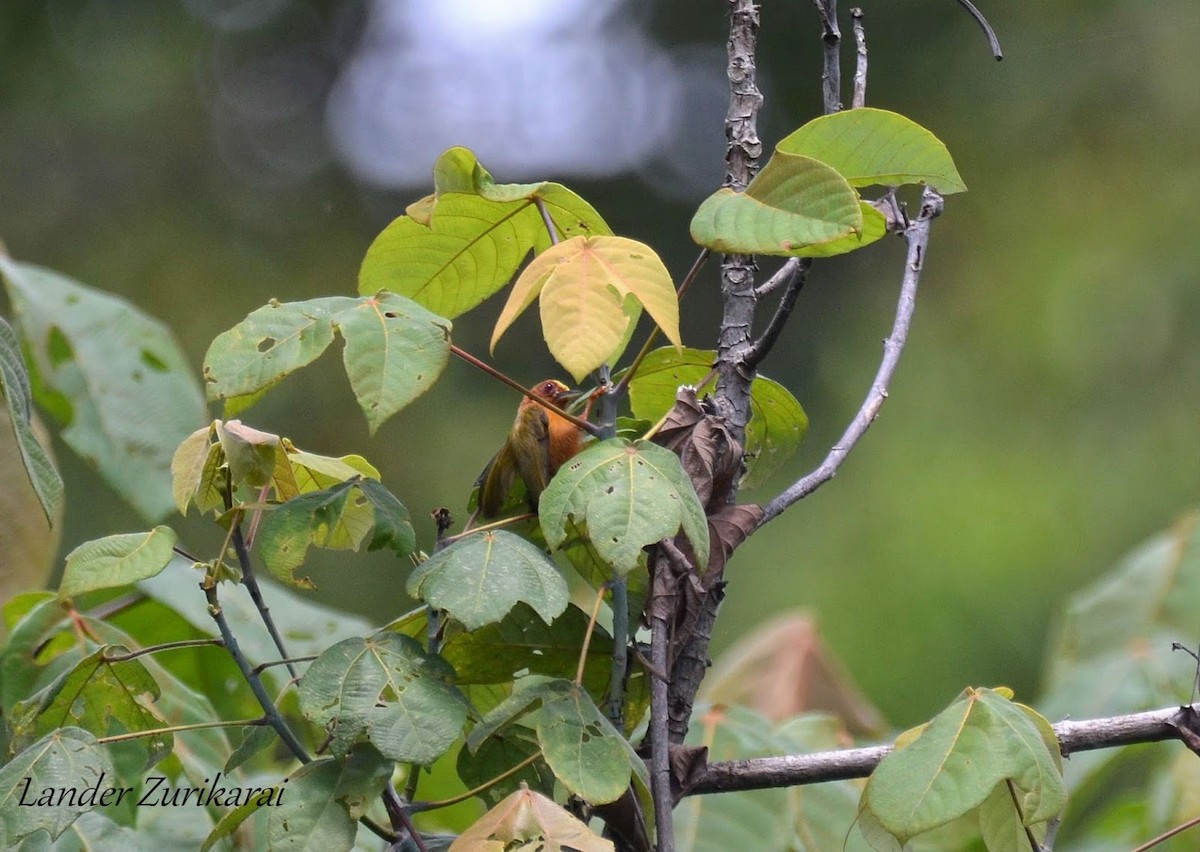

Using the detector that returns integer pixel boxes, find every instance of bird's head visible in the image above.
[523,379,582,410]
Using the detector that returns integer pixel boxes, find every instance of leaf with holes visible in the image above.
[331,292,451,433]
[203,297,344,407]
[297,633,468,763]
[778,107,966,193]
[257,479,414,589]
[690,151,869,257]
[204,294,451,433]
[537,680,638,805]
[539,438,708,575]
[407,531,569,630]
[8,648,169,771]
[0,258,206,522]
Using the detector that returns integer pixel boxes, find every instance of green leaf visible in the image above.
[267,758,357,852]
[203,295,451,432]
[465,678,548,754]
[0,728,115,847]
[0,314,62,522]
[777,107,967,193]
[297,633,468,764]
[539,438,709,575]
[406,530,570,630]
[331,743,394,820]
[8,647,170,772]
[332,292,452,434]
[58,526,178,598]
[359,147,611,320]
[978,782,1049,852]
[0,594,71,712]
[798,201,887,260]
[203,297,342,405]
[359,193,609,321]
[256,480,379,589]
[441,602,612,695]
[862,687,1066,844]
[537,680,634,805]
[626,347,808,489]
[0,258,206,522]
[457,728,556,805]
[689,151,865,256]
[491,235,681,382]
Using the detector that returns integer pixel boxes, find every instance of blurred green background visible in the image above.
[1,0,1197,728]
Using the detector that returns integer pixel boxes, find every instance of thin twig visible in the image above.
[576,584,609,686]
[1005,779,1041,852]
[952,0,1003,60]
[851,8,867,109]
[101,638,224,662]
[413,751,543,811]
[230,518,300,686]
[534,196,561,246]
[743,258,810,369]
[812,0,842,114]
[757,188,942,528]
[451,344,602,437]
[686,703,1200,796]
[203,582,311,765]
[752,257,803,298]
[95,717,265,745]
[253,654,319,673]
[1131,813,1200,852]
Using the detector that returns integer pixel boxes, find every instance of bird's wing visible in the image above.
[478,441,517,518]
[514,407,552,505]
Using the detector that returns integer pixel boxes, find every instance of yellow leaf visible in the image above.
[492,236,680,382]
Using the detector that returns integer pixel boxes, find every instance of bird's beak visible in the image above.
[558,387,585,411]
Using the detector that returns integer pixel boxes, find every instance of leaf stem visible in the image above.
[101,638,225,662]
[756,188,941,528]
[450,344,602,437]
[534,196,561,246]
[95,717,266,745]
[444,513,537,543]
[576,583,609,686]
[223,489,300,683]
[413,751,543,811]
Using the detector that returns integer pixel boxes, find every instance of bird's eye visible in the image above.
[542,382,556,395]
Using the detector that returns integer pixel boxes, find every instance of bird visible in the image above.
[477,379,585,518]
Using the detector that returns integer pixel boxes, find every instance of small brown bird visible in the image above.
[478,379,585,518]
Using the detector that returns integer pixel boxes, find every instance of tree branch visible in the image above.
[952,0,1003,61]
[851,8,867,109]
[812,0,842,114]
[685,703,1200,796]
[756,188,942,529]
[743,258,809,369]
